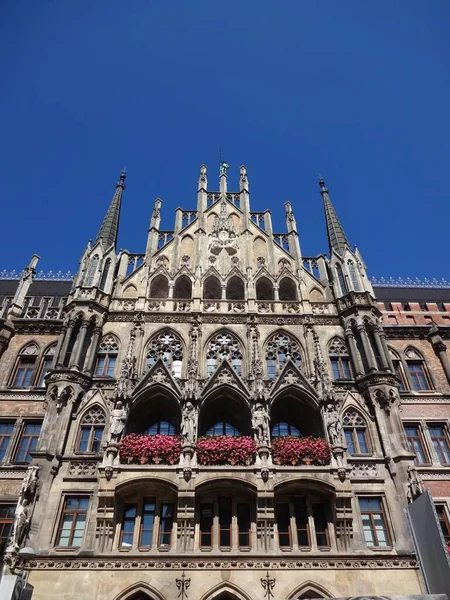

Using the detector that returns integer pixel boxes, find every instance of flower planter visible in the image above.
[271,436,332,467]
[197,436,257,466]
[120,434,182,465]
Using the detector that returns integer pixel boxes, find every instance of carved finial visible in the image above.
[318,174,327,193]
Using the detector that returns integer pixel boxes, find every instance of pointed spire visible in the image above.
[319,176,350,256]
[96,171,126,250]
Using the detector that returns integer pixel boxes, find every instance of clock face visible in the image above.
[219,230,229,242]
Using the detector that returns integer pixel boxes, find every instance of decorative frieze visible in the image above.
[68,461,98,477]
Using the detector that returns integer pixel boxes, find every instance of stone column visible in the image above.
[70,321,89,369]
[57,320,75,367]
[357,324,377,372]
[85,327,103,374]
[371,325,389,370]
[428,325,450,386]
[379,327,394,371]
[344,326,363,376]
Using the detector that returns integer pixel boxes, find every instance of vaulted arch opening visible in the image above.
[226,276,245,300]
[256,276,274,301]
[279,277,297,301]
[270,393,323,440]
[149,275,169,298]
[173,275,192,299]
[127,391,181,436]
[198,391,251,438]
[203,275,222,300]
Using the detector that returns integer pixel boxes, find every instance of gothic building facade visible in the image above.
[0,164,449,600]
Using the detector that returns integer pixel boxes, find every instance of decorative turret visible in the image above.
[319,176,350,257]
[95,171,126,251]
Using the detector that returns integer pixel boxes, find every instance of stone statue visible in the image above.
[252,403,270,445]
[10,499,30,549]
[181,401,197,445]
[108,400,127,444]
[21,465,39,498]
[115,356,136,401]
[219,161,230,176]
[326,404,343,446]
[407,466,424,502]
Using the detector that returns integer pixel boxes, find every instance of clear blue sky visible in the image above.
[1,1,449,280]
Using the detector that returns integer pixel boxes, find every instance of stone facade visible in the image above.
[0,165,449,599]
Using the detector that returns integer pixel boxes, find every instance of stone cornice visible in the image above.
[105,312,340,326]
[383,325,450,340]
[12,319,64,334]
[26,555,418,571]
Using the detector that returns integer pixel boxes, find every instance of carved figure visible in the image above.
[10,499,30,549]
[21,465,39,498]
[115,356,135,401]
[108,400,127,444]
[252,403,270,445]
[209,200,239,256]
[407,466,424,502]
[326,404,343,446]
[181,402,197,444]
[219,161,230,176]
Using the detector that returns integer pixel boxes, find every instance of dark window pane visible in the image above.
[276,503,291,547]
[219,497,232,547]
[200,503,213,547]
[237,503,251,547]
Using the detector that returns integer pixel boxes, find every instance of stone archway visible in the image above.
[112,582,166,600]
[200,582,252,600]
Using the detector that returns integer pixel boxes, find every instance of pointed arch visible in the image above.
[264,329,303,379]
[123,284,138,298]
[328,337,352,380]
[256,276,274,300]
[10,341,41,388]
[203,275,222,300]
[180,233,194,260]
[75,404,106,453]
[388,346,407,390]
[112,581,166,600]
[279,276,297,301]
[95,333,120,377]
[200,581,253,600]
[347,259,360,291]
[144,328,185,379]
[203,329,245,378]
[84,253,100,286]
[287,580,334,599]
[335,263,348,295]
[173,274,192,299]
[99,257,111,290]
[149,274,169,298]
[226,275,245,300]
[37,342,57,387]
[404,345,433,391]
[310,287,324,302]
[342,407,371,455]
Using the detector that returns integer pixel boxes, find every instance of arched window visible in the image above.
[389,348,407,390]
[335,264,348,295]
[145,421,176,436]
[149,275,169,299]
[279,277,297,301]
[85,254,99,287]
[76,406,106,452]
[271,422,301,437]
[95,335,119,377]
[37,344,56,387]
[343,409,370,455]
[405,347,432,391]
[99,258,111,290]
[205,332,243,377]
[203,275,221,300]
[11,343,39,388]
[146,331,183,378]
[265,332,302,379]
[226,276,245,300]
[328,338,352,380]
[347,260,360,291]
[256,277,274,301]
[206,422,241,436]
[173,275,192,299]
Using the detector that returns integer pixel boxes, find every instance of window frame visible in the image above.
[404,423,429,465]
[343,410,371,456]
[13,421,42,464]
[0,503,16,548]
[55,495,90,549]
[11,356,37,388]
[275,494,332,551]
[429,424,450,465]
[0,421,15,462]
[358,496,392,548]
[435,503,450,543]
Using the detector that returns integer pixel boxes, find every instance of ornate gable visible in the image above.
[269,358,318,403]
[201,359,250,401]
[132,358,182,399]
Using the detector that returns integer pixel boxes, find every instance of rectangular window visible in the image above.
[331,357,352,380]
[106,357,116,377]
[139,498,156,547]
[78,426,104,453]
[312,503,330,547]
[408,362,431,391]
[267,359,276,380]
[56,496,89,547]
[429,425,450,465]
[0,422,15,461]
[237,503,251,548]
[393,360,406,391]
[276,503,291,548]
[294,497,310,547]
[95,357,105,376]
[404,425,427,464]
[159,503,174,546]
[436,505,450,543]
[15,422,41,463]
[200,503,213,548]
[218,497,232,547]
[120,504,137,548]
[37,357,53,387]
[0,504,15,546]
[356,429,369,454]
[345,430,355,455]
[358,497,390,547]
[12,358,35,388]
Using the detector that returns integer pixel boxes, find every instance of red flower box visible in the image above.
[271,436,332,466]
[120,434,181,465]
[197,435,257,466]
